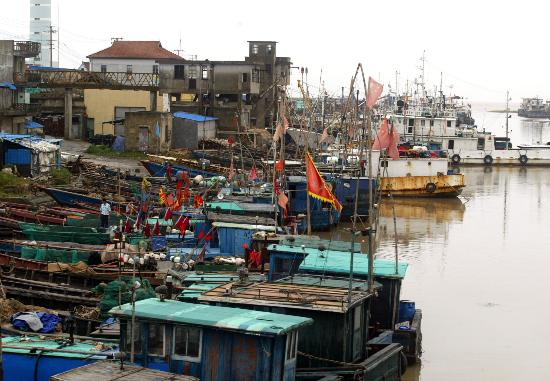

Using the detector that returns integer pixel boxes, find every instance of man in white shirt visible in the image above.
[100,197,111,228]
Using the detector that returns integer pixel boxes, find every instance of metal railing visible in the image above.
[13,41,41,57]
[14,70,160,91]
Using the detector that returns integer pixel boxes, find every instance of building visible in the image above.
[168,41,291,137]
[172,111,217,150]
[123,111,172,153]
[29,0,52,66]
[0,40,41,133]
[84,40,183,135]
[0,133,61,177]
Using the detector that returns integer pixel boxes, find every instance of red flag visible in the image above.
[174,215,184,229]
[164,207,173,221]
[248,165,257,181]
[373,118,391,150]
[273,122,283,142]
[143,223,151,237]
[166,164,173,181]
[277,191,288,211]
[193,194,203,208]
[388,124,400,160]
[152,220,161,235]
[179,216,189,236]
[176,178,182,192]
[166,193,174,207]
[305,151,342,212]
[204,232,212,241]
[366,77,383,109]
[198,230,205,239]
[275,160,285,172]
[124,218,132,234]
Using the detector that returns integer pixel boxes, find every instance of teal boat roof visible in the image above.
[205,201,243,211]
[1,336,115,359]
[110,298,312,335]
[178,283,221,299]
[212,221,277,232]
[268,244,408,279]
[182,272,265,283]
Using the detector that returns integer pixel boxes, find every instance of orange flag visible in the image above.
[366,77,383,109]
[305,152,342,212]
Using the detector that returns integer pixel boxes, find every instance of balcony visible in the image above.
[14,41,41,58]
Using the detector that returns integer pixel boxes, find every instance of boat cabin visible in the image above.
[110,298,312,381]
[267,240,408,330]
[197,277,374,368]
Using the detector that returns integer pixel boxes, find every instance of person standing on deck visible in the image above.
[100,197,111,228]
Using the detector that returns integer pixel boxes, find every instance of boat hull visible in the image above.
[141,160,221,178]
[379,174,464,197]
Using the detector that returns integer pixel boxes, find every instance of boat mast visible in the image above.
[505,90,510,150]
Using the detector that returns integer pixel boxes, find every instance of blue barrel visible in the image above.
[398,300,416,322]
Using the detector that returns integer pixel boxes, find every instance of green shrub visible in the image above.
[50,167,71,185]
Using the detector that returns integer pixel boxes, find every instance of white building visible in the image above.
[29,0,52,66]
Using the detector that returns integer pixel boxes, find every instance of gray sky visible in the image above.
[2,0,547,102]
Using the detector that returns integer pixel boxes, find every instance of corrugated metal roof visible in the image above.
[173,111,218,122]
[268,244,408,278]
[110,299,312,335]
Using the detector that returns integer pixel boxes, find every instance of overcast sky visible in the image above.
[2,0,548,103]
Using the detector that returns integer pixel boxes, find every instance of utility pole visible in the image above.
[48,25,56,67]
[505,90,510,149]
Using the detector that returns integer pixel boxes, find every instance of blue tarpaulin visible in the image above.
[11,312,62,333]
[173,112,218,122]
[111,135,124,152]
[0,82,16,90]
[25,120,44,129]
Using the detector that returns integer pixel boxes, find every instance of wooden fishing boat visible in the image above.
[141,158,227,178]
[19,223,112,245]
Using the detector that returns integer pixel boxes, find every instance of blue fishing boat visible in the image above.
[2,335,118,381]
[140,160,222,178]
[110,298,312,380]
[44,187,103,207]
[332,176,377,219]
[287,176,340,231]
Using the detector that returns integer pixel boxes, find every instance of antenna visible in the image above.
[111,37,123,44]
[175,32,184,56]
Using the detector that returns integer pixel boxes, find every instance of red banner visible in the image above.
[305,152,342,212]
[366,77,383,109]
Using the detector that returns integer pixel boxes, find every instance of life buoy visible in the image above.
[426,182,436,193]
[483,155,493,165]
[519,154,528,165]
[451,154,461,164]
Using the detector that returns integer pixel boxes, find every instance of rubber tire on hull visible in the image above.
[519,154,528,165]
[483,155,493,165]
[426,182,436,193]
[451,154,461,164]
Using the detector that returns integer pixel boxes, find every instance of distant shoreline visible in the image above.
[489,110,518,113]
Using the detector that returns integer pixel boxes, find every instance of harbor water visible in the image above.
[322,105,550,380]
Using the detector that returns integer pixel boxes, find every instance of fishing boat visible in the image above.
[517,97,550,118]
[19,223,113,245]
[2,335,118,381]
[140,158,227,179]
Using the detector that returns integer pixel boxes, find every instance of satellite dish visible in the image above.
[217,192,224,200]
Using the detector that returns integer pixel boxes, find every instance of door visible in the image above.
[138,127,149,152]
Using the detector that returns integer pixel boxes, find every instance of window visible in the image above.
[285,331,298,362]
[188,78,196,90]
[174,65,185,79]
[125,321,142,353]
[100,65,107,73]
[201,67,208,80]
[252,44,259,54]
[380,160,388,168]
[407,126,413,134]
[34,18,40,20]
[266,44,272,54]
[34,31,40,35]
[251,69,260,83]
[430,120,434,127]
[448,139,454,149]
[477,137,485,150]
[173,325,201,361]
[188,66,197,79]
[408,118,414,127]
[447,120,452,128]
[126,65,132,74]
[148,323,165,356]
[242,73,248,83]
[153,65,159,74]
[420,119,425,127]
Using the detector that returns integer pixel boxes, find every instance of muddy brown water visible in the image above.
[320,167,550,380]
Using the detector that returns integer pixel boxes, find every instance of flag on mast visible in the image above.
[366,77,384,109]
[305,151,342,212]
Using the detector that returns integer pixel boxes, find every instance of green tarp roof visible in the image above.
[2,336,113,359]
[269,244,408,279]
[110,298,313,335]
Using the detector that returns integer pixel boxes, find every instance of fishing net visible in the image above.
[93,276,156,316]
[20,247,92,264]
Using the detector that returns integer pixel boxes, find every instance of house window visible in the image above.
[174,65,185,79]
[100,65,107,73]
[266,44,272,54]
[148,324,165,356]
[188,66,197,79]
[126,65,132,74]
[125,321,142,353]
[173,325,202,361]
[420,119,425,127]
[188,78,196,90]
[252,44,259,54]
[285,331,298,362]
[447,120,452,127]
[251,69,260,83]
[430,120,434,127]
[153,65,159,74]
[448,139,454,149]
[408,118,414,127]
[34,18,40,20]
[34,31,40,35]
[242,73,248,83]
[201,67,208,80]
[407,126,413,134]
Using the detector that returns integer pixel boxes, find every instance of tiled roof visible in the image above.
[87,41,184,60]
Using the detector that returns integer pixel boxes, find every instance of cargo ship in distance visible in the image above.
[518,97,550,118]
